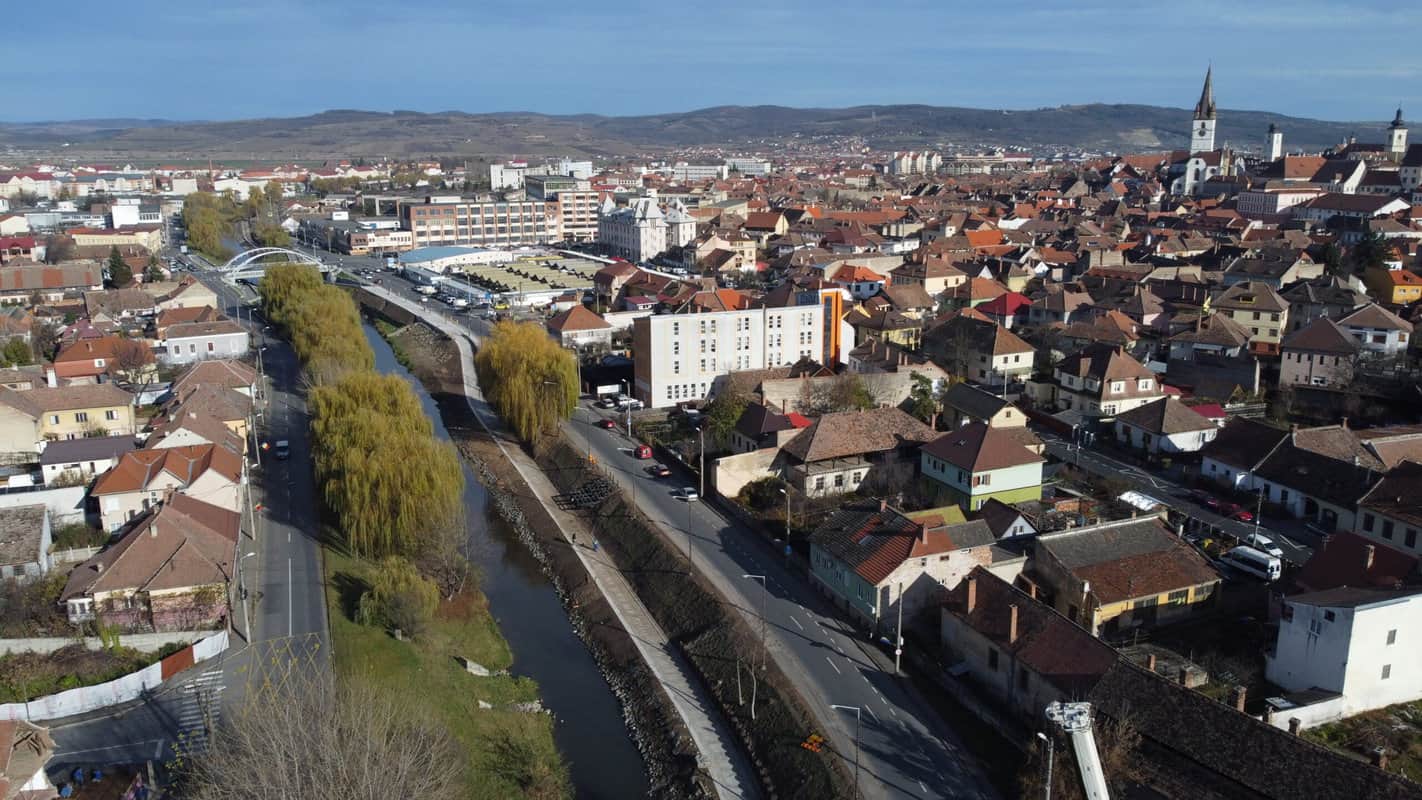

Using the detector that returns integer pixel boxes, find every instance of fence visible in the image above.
[0,630,228,722]
[0,630,211,656]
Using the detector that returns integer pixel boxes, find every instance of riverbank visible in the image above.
[379,320,707,798]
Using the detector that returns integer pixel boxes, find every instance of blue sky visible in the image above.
[6,0,1417,123]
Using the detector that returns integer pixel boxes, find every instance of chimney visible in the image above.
[1372,747,1389,771]
[1365,544,1376,571]
[1008,604,1019,643]
[45,366,57,388]
[1288,717,1302,736]
[1262,704,1274,725]
[1177,666,1189,685]
[918,523,930,545]
[1340,416,1349,430]
[150,521,158,539]
[1146,653,1157,673]
[966,575,977,613]
[1232,685,1247,712]
[879,498,889,513]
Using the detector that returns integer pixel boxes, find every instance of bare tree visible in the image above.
[181,675,462,800]
[109,338,156,395]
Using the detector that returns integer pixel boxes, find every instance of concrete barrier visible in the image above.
[0,630,212,656]
[0,630,228,722]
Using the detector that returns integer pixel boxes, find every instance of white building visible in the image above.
[557,159,594,179]
[1236,186,1324,216]
[631,301,824,408]
[1336,303,1413,356]
[490,161,528,190]
[668,163,728,182]
[399,246,512,273]
[725,158,771,177]
[597,195,696,262]
[1266,587,1422,727]
[160,320,250,365]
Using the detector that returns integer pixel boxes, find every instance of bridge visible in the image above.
[217,247,338,283]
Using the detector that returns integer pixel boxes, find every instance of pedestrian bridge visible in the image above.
[218,248,337,282]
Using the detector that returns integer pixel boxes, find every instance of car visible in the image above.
[678,487,699,501]
[596,418,616,429]
[595,398,617,409]
[274,440,291,460]
[1231,508,1255,523]
[646,463,671,478]
[1192,491,1223,511]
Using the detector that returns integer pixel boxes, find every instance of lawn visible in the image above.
[324,548,570,799]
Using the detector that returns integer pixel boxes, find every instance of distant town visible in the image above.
[0,67,1420,800]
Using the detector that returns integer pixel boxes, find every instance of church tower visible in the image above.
[1388,107,1408,157]
[1266,123,1283,161]
[1190,67,1217,154]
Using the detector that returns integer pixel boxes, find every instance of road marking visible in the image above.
[919,781,928,794]
[790,616,803,630]
[825,656,840,675]
[889,707,898,718]
[287,558,293,636]
[865,704,878,722]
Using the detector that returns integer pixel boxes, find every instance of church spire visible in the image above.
[1195,67,1217,120]
[1392,106,1406,129]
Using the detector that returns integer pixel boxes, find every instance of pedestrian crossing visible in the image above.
[172,669,224,755]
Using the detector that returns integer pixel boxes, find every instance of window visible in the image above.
[1110,381,1124,394]
[1324,610,1336,622]
[105,410,117,421]
[1388,629,1397,646]
[207,342,215,352]
[815,476,825,490]
[74,412,88,423]
[1382,664,1392,680]
[987,648,999,671]
[1408,529,1418,549]
[48,415,58,425]
[834,474,844,488]
[1168,589,1189,605]
[1364,513,1376,532]
[1383,520,1395,540]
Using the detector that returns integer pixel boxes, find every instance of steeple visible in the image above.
[1194,67,1217,120]
[1391,106,1406,129]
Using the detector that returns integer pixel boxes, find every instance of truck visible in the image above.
[179,244,189,255]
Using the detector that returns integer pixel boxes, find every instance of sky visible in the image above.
[5,0,1418,124]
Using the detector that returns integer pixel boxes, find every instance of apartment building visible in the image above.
[598,196,696,262]
[632,299,824,408]
[525,175,600,242]
[397,196,554,248]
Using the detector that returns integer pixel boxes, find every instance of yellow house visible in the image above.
[1211,281,1290,353]
[0,384,136,453]
[1364,267,1422,306]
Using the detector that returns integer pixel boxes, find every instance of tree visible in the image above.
[908,373,939,428]
[703,383,750,447]
[29,320,57,362]
[359,557,439,638]
[1319,242,1345,278]
[1348,231,1391,276]
[105,246,131,288]
[828,373,876,412]
[473,321,580,442]
[0,338,32,368]
[109,338,155,392]
[42,235,75,265]
[144,255,164,283]
[181,676,462,800]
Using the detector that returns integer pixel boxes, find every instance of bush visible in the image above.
[52,523,108,550]
[360,557,439,639]
[0,572,68,637]
[739,476,788,512]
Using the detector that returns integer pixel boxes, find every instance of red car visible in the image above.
[597,419,616,430]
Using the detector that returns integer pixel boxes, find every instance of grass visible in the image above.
[1306,700,1422,782]
[0,643,175,703]
[324,548,571,799]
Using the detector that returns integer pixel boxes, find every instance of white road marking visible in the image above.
[287,558,293,636]
[790,616,803,630]
[825,656,841,675]
[865,704,879,722]
[919,780,928,794]
[889,706,898,718]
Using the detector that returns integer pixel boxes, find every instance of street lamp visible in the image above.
[685,496,697,574]
[831,704,862,799]
[1037,731,1054,800]
[239,551,257,642]
[742,574,768,671]
[894,581,905,674]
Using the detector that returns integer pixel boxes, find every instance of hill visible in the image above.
[0,104,1376,161]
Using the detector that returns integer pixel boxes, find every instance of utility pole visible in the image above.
[742,574,768,671]
[238,551,257,642]
[894,581,904,674]
[1037,731,1054,800]
[699,426,705,499]
[831,704,862,799]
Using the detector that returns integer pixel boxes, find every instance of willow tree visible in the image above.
[474,321,579,442]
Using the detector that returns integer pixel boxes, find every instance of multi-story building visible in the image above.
[598,196,696,262]
[524,175,599,243]
[725,158,771,177]
[1211,281,1290,354]
[1052,343,1164,418]
[397,196,554,249]
[668,163,728,182]
[632,296,824,408]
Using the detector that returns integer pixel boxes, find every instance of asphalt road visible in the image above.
[1037,430,1317,565]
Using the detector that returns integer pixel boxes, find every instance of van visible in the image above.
[1222,545,1281,581]
[617,398,644,411]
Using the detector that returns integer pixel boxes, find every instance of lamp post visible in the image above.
[698,425,705,499]
[831,704,862,799]
[239,551,257,642]
[1037,731,1054,800]
[685,497,697,573]
[742,574,768,671]
[778,486,791,555]
[894,581,904,674]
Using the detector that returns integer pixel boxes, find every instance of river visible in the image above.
[363,323,650,799]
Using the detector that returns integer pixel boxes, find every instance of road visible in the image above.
[48,258,328,775]
[1036,430,1317,565]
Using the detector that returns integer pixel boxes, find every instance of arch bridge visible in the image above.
[218,248,337,283]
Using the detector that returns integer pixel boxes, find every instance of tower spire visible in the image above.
[1392,106,1406,128]
[1195,66,1217,120]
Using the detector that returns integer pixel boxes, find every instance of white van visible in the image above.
[1222,546,1282,581]
[1244,533,1284,559]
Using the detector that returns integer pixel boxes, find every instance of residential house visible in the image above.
[150,276,220,311]
[169,359,259,401]
[1211,281,1290,354]
[90,443,244,532]
[1221,250,1323,289]
[0,384,136,453]
[810,501,1005,634]
[1167,313,1253,361]
[39,435,137,487]
[53,335,156,384]
[158,384,253,438]
[920,422,1045,511]
[975,497,1037,539]
[729,402,810,454]
[0,505,51,581]
[546,305,614,348]
[0,262,104,304]
[1280,276,1369,333]
[1336,303,1412,357]
[147,410,247,454]
[1200,418,1293,489]
[779,407,936,498]
[158,319,249,365]
[1295,531,1418,592]
[61,494,239,631]
[1029,518,1222,637]
[1112,397,1220,454]
[1266,587,1422,726]
[1362,266,1422,306]
[1356,460,1422,555]
[922,314,1035,389]
[977,291,1032,330]
[153,305,221,338]
[1027,287,1095,327]
[1280,318,1359,388]
[940,383,1026,430]
[889,258,968,296]
[83,289,156,320]
[1052,343,1164,418]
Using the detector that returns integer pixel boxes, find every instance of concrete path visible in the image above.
[365,287,761,800]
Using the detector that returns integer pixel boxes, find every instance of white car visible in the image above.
[1244,533,1284,559]
[679,487,699,501]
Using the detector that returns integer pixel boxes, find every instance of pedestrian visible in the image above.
[592,537,600,552]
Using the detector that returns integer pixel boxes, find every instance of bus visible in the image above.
[1222,546,1281,581]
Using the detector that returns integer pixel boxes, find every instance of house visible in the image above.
[809,500,1004,634]
[0,505,51,581]
[1112,397,1219,455]
[158,318,249,364]
[920,422,1045,511]
[158,384,253,438]
[1052,343,1164,418]
[1362,266,1422,306]
[1280,318,1359,388]
[90,443,244,532]
[1281,276,1369,333]
[1336,303,1412,357]
[1356,460,1422,555]
[940,383,1026,429]
[976,497,1037,539]
[0,718,56,799]
[729,402,810,453]
[39,435,137,487]
[922,314,1034,389]
[0,384,136,453]
[61,493,239,631]
[1295,531,1418,592]
[1211,281,1290,354]
[151,276,220,311]
[779,407,935,498]
[83,288,156,320]
[153,305,221,338]
[889,258,968,296]
[546,305,613,348]
[0,263,104,304]
[1028,286,1096,326]
[1200,418,1292,489]
[977,291,1032,330]
[1266,587,1422,726]
[1030,518,1222,637]
[53,335,156,384]
[1167,313,1253,361]
[169,358,258,400]
[147,410,246,454]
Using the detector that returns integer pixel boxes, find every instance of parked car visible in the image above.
[1244,533,1284,559]
[274,440,291,460]
[1192,490,1223,511]
[646,463,671,478]
[596,419,616,430]
[1231,508,1255,523]
[678,487,699,501]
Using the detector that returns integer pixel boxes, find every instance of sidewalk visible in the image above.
[365,288,760,800]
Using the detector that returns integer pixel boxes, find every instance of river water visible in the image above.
[363,324,649,799]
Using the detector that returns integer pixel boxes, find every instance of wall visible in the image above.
[711,448,779,499]
[0,485,86,526]
[0,630,210,656]
[0,630,227,721]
